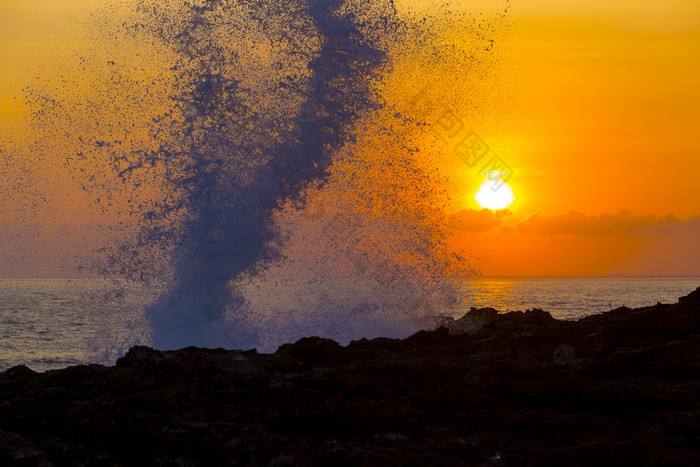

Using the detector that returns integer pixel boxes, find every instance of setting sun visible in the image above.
[474,173,515,210]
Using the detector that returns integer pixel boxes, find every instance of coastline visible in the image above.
[1,288,699,465]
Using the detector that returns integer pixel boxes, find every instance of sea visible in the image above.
[0,277,698,372]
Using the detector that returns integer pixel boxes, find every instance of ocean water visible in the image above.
[0,277,697,372]
[453,277,700,320]
[0,279,158,372]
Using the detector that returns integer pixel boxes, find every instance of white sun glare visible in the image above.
[474,177,515,210]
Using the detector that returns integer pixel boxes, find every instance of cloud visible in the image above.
[449,209,510,232]
[515,210,700,236]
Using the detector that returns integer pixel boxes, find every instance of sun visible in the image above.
[474,173,515,210]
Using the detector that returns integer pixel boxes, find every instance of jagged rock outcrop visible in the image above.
[439,306,499,335]
[0,288,699,465]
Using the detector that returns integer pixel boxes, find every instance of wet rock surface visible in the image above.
[1,288,700,466]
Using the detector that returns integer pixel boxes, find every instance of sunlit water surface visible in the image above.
[453,277,699,320]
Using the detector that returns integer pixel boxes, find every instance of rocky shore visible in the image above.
[1,288,699,466]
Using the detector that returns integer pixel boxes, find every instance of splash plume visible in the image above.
[21,0,504,352]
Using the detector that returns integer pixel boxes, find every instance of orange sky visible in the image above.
[1,0,699,277]
[433,0,700,276]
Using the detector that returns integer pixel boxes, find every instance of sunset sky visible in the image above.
[448,0,700,276]
[1,0,699,277]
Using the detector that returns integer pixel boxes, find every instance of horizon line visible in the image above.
[1,274,700,280]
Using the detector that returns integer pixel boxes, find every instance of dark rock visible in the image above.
[0,289,699,465]
[444,307,498,335]
[0,430,51,467]
[275,336,344,365]
[0,365,36,381]
[679,286,700,304]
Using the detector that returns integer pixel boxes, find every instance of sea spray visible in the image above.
[113,0,396,349]
[20,0,509,354]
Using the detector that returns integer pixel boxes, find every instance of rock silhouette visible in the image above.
[1,287,699,465]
